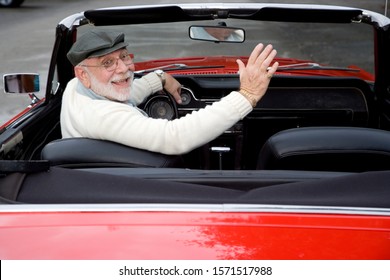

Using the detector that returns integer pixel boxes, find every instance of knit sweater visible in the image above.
[60,73,253,155]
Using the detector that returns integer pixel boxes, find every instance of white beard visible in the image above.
[88,70,134,102]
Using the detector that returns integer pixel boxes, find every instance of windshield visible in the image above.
[78,18,374,74]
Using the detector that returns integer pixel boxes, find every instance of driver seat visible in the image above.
[41,138,185,168]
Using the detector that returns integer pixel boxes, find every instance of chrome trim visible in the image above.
[180,86,223,103]
[58,12,86,28]
[0,204,390,216]
[181,86,199,101]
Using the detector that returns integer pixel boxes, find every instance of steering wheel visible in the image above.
[141,90,179,120]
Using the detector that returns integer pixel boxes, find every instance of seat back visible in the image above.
[41,138,185,168]
[257,127,390,172]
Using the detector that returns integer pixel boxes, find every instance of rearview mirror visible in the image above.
[189,26,245,43]
[3,73,40,94]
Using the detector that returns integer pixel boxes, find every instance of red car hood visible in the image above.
[135,56,375,80]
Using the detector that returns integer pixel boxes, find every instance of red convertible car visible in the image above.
[1,3,390,260]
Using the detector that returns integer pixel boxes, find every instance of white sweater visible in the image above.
[61,73,253,155]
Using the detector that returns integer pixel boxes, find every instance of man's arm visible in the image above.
[131,72,182,105]
[129,73,163,105]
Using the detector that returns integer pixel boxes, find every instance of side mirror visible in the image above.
[3,73,40,94]
[189,25,245,43]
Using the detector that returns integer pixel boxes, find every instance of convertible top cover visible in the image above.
[0,167,388,208]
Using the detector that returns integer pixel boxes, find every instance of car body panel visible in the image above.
[1,205,390,259]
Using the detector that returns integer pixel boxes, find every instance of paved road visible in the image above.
[0,0,388,124]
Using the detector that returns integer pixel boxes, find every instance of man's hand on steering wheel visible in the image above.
[163,73,183,104]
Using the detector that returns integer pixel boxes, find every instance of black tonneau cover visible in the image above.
[2,167,389,208]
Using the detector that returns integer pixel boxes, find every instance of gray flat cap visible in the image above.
[67,30,129,66]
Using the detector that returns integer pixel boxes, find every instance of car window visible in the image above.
[77,19,374,75]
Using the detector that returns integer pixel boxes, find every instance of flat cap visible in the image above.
[67,30,129,66]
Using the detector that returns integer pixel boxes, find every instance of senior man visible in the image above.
[61,30,278,155]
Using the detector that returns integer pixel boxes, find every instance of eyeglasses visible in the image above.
[80,52,134,72]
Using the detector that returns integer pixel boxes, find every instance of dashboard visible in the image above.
[142,75,373,169]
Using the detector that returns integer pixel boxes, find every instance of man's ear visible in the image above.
[74,66,91,88]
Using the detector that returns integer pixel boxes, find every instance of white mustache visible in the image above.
[110,71,134,83]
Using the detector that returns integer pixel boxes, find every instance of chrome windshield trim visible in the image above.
[1,204,390,216]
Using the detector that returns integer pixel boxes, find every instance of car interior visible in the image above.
[1,4,390,206]
[2,72,390,206]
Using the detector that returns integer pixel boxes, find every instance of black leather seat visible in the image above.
[257,127,390,172]
[41,138,185,168]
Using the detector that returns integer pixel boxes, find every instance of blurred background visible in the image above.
[0,0,389,125]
